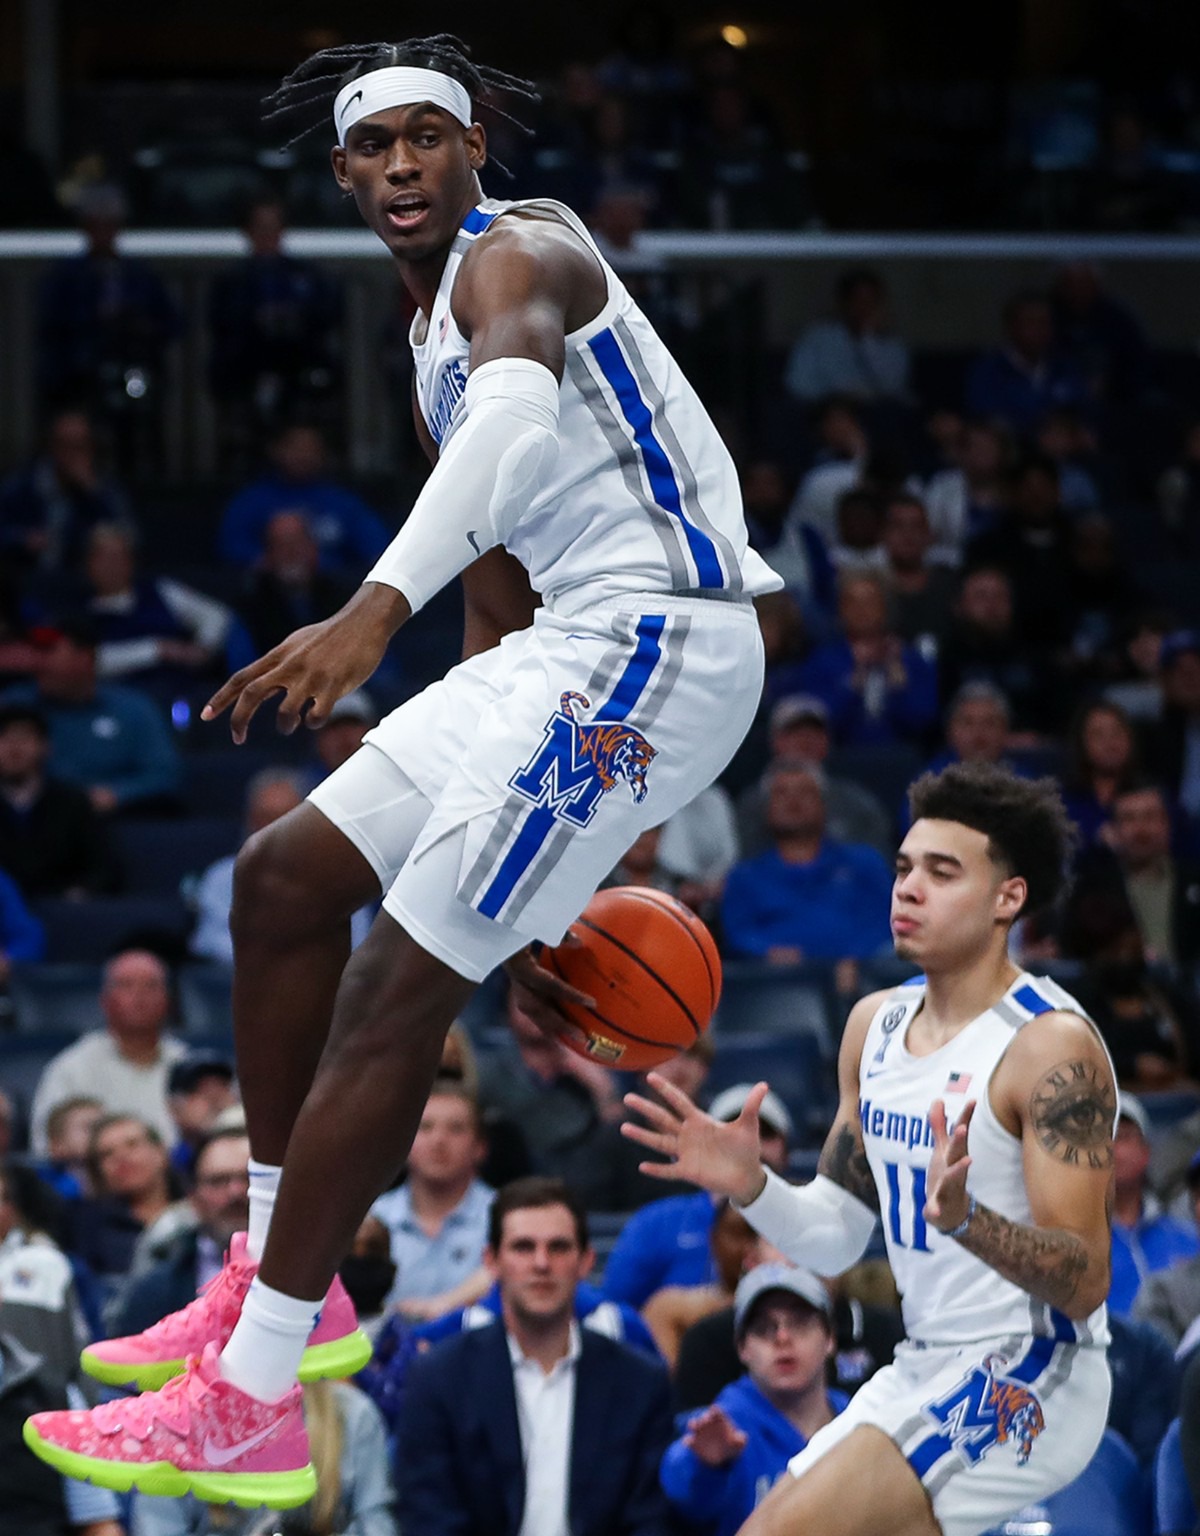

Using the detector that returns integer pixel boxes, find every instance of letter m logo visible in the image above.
[510,711,606,828]
[924,1367,999,1465]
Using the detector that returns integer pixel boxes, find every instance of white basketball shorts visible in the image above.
[787,1329,1111,1536]
[307,593,763,981]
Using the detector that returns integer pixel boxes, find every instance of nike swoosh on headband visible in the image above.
[338,89,365,121]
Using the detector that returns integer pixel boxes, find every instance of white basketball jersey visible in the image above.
[410,197,782,613]
[858,972,1112,1349]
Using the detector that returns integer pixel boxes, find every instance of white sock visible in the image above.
[219,1277,322,1403]
[246,1160,282,1262]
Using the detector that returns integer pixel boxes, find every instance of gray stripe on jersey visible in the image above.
[923,1457,963,1501]
[992,996,1028,1032]
[636,613,690,729]
[458,799,527,908]
[450,234,473,257]
[613,314,743,593]
[567,352,692,588]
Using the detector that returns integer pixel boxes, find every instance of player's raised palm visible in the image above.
[622,1073,768,1205]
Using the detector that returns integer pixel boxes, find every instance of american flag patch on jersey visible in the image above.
[944,1071,972,1093]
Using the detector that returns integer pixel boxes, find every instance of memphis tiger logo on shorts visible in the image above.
[923,1352,1046,1467]
[510,690,658,828]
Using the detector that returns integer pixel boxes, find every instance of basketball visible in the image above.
[541,885,722,1071]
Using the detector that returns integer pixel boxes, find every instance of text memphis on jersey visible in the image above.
[860,1098,941,1152]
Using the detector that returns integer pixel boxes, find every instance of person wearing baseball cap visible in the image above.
[661,1263,847,1536]
[1110,1091,1200,1316]
[1132,1147,1200,1350]
[601,1086,791,1311]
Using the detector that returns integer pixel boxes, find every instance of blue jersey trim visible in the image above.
[461,206,500,235]
[1013,983,1054,1016]
[587,328,725,589]
[475,613,664,920]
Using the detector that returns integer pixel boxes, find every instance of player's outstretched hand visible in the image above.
[684,1404,748,1468]
[202,584,410,744]
[622,1074,767,1204]
[504,942,596,1042]
[924,1098,975,1234]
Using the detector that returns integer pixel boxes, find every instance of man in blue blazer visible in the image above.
[397,1176,675,1535]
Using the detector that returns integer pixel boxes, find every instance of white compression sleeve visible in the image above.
[735,1169,878,1275]
[366,356,560,613]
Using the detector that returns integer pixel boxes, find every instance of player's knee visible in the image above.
[231,817,337,943]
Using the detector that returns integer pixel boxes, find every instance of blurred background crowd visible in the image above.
[6,3,1200,1534]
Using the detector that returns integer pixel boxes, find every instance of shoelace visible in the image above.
[136,1254,254,1346]
[97,1355,211,1437]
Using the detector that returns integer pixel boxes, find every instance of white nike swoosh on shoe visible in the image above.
[202,1420,281,1466]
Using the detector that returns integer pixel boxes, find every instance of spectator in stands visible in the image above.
[70,1113,176,1289]
[340,1213,397,1345]
[1063,513,1143,688]
[33,1096,103,1201]
[656,784,740,915]
[188,768,305,964]
[165,1053,237,1185]
[0,865,45,981]
[968,453,1076,652]
[1093,106,1180,233]
[207,195,344,452]
[0,409,134,574]
[826,487,887,574]
[642,1198,755,1366]
[679,82,801,231]
[720,761,893,963]
[964,290,1090,435]
[226,508,357,669]
[1157,419,1200,558]
[736,694,892,858]
[1,619,181,814]
[372,1081,493,1321]
[477,986,624,1210]
[1134,1149,1200,1349]
[777,573,940,749]
[1035,407,1101,512]
[0,1157,90,1366]
[35,184,181,472]
[674,1235,905,1411]
[81,523,232,692]
[0,703,117,896]
[1109,1093,1200,1315]
[397,1176,674,1535]
[923,417,1011,564]
[785,270,911,407]
[1107,782,1200,967]
[29,949,187,1155]
[787,396,870,545]
[1061,698,1141,847]
[217,421,390,578]
[1146,631,1200,823]
[880,493,957,645]
[740,460,835,616]
[1105,606,1175,724]
[105,1126,249,1340]
[602,1084,791,1309]
[605,824,674,892]
[1051,260,1149,408]
[930,682,1014,773]
[661,1265,846,1536]
[937,565,1055,733]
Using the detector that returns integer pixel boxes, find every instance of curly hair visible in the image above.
[907,761,1076,918]
[262,32,539,164]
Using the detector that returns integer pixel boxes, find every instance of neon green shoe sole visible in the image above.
[81,1325,373,1392]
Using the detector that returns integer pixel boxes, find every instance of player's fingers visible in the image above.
[619,1122,675,1155]
[275,683,319,738]
[928,1099,949,1146]
[514,961,596,1010]
[638,1159,687,1180]
[737,1081,771,1129]
[957,1100,977,1134]
[623,1091,680,1132]
[202,661,264,723]
[227,674,285,745]
[645,1070,704,1118]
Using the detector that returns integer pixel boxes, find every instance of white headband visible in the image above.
[333,66,473,145]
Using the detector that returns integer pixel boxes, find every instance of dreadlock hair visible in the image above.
[262,33,539,172]
[906,761,1077,920]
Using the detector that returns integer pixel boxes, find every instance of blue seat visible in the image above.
[984,1428,1147,1536]
[7,964,104,1035]
[178,964,234,1038]
[705,1032,835,1146]
[715,962,837,1048]
[115,816,240,896]
[1141,1089,1200,1138]
[1155,1418,1194,1536]
[0,1031,80,1123]
[827,742,922,815]
[32,895,191,964]
[181,751,278,816]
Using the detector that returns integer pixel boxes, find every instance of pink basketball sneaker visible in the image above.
[81,1233,372,1390]
[24,1342,316,1507]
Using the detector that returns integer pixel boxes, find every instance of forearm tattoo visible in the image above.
[958,1202,1097,1313]
[1028,1059,1115,1171]
[818,1119,880,1212]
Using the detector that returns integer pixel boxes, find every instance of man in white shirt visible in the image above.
[397,1176,674,1536]
[29,950,186,1155]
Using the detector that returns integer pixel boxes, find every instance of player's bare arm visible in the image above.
[924,1011,1115,1318]
[813,990,886,1213]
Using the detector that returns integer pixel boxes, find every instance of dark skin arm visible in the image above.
[203,216,600,741]
[924,1012,1115,1319]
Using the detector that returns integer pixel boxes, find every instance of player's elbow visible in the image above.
[1061,1254,1110,1319]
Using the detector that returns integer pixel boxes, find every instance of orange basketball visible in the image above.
[542,885,722,1071]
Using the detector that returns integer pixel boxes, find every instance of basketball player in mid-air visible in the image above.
[624,762,1116,1536]
[25,35,779,1504]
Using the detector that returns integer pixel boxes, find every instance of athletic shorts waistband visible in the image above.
[541,587,757,622]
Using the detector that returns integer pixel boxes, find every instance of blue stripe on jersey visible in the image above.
[1013,983,1054,1016]
[475,614,664,920]
[461,207,500,235]
[587,328,726,589]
